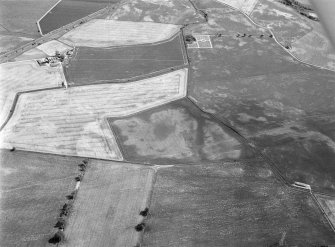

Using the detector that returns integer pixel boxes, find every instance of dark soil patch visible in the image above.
[108,98,254,165]
[65,33,185,85]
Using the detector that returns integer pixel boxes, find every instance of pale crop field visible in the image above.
[0,60,63,128]
[0,69,187,160]
[59,19,181,47]
[215,0,259,14]
[63,160,155,247]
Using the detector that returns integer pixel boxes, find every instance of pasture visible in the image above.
[185,6,335,194]
[143,161,335,246]
[0,149,81,246]
[106,0,203,24]
[62,160,155,247]
[316,194,335,230]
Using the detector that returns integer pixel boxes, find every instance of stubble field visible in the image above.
[0,149,81,247]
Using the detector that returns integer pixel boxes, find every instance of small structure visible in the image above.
[292,181,311,190]
[187,34,213,49]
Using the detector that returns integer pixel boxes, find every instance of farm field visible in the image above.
[0,60,63,129]
[191,0,228,9]
[185,7,306,80]
[250,0,312,44]
[65,33,186,85]
[1,0,335,245]
[0,149,81,247]
[109,98,254,165]
[62,160,155,247]
[143,161,335,246]
[106,0,203,24]
[0,0,58,54]
[186,6,269,37]
[290,21,335,70]
[316,194,335,229]
[250,0,335,70]
[0,69,187,160]
[0,34,34,55]
[37,0,113,35]
[58,19,181,47]
[0,0,58,36]
[215,0,258,14]
[185,5,335,194]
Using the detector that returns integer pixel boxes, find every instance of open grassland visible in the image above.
[250,0,312,44]
[66,34,185,85]
[59,19,181,47]
[186,7,268,40]
[291,22,335,70]
[106,0,203,24]
[109,99,254,164]
[215,0,259,14]
[143,161,335,246]
[38,0,111,35]
[0,69,187,160]
[62,160,154,247]
[316,194,335,230]
[0,149,81,247]
[0,60,63,128]
[250,0,335,70]
[185,5,335,194]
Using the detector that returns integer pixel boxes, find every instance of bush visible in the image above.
[140,207,149,217]
[48,231,64,244]
[54,218,66,230]
[60,203,72,217]
[135,223,145,232]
